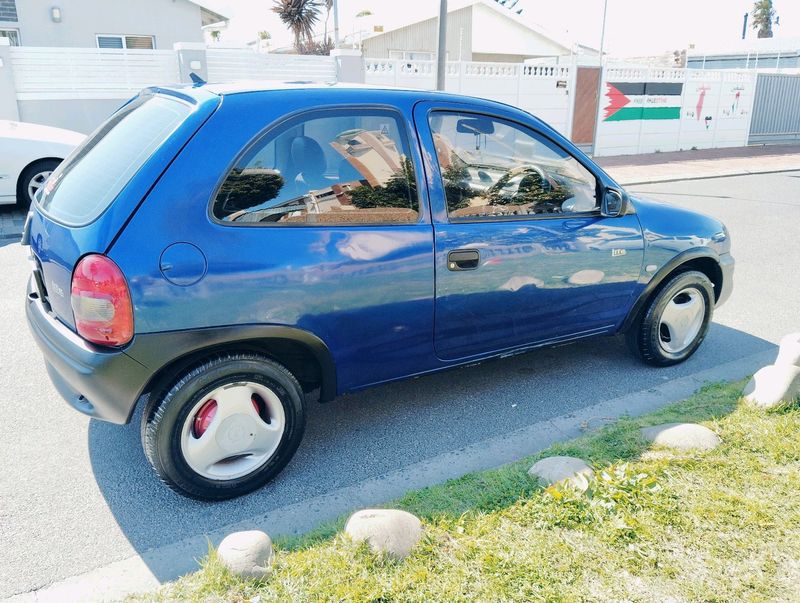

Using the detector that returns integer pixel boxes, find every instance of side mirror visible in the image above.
[601,187,628,217]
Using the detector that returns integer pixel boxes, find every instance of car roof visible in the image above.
[155,80,492,107]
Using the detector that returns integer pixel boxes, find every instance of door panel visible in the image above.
[414,102,644,360]
[434,215,644,359]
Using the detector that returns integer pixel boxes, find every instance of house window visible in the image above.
[0,28,20,46]
[96,35,155,50]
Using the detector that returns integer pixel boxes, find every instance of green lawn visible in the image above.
[133,381,800,602]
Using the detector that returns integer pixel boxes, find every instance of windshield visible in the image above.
[38,94,191,226]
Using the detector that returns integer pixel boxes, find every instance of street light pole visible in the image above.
[436,0,448,91]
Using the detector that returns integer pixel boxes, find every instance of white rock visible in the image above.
[743,364,800,409]
[217,530,274,579]
[640,423,721,451]
[775,332,800,368]
[528,456,594,490]
[344,509,423,559]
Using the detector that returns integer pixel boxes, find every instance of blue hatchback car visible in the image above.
[25,83,733,499]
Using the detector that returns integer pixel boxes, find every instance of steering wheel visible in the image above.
[486,165,551,203]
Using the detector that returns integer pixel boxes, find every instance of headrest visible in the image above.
[290,136,326,176]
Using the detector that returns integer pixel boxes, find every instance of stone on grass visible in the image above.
[640,423,720,451]
[743,364,800,409]
[528,456,594,490]
[217,530,274,579]
[775,332,800,368]
[344,509,423,559]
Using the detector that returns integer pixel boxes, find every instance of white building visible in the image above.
[361,0,595,63]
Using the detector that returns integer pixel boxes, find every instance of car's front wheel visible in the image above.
[18,159,61,210]
[627,270,715,366]
[142,353,306,500]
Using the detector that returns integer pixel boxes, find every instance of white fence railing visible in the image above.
[364,59,574,136]
[207,49,336,82]
[10,47,178,100]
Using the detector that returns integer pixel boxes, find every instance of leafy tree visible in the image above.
[350,158,419,211]
[297,37,334,55]
[215,169,285,213]
[752,0,776,38]
[441,164,472,212]
[272,0,322,51]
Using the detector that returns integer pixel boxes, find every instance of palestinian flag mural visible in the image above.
[603,82,683,122]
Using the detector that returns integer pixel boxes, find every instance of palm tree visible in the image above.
[751,0,776,39]
[273,0,322,51]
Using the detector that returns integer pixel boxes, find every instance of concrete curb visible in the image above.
[5,348,773,603]
[616,167,800,187]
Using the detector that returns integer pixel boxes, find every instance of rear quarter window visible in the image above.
[38,95,191,226]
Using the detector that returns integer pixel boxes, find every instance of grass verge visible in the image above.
[132,381,800,602]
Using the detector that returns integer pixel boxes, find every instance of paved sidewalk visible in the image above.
[0,208,24,241]
[597,143,800,185]
[0,143,798,241]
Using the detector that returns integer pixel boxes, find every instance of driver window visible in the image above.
[428,111,598,221]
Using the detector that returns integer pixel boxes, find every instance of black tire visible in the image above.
[17,159,61,210]
[141,353,306,500]
[626,270,714,366]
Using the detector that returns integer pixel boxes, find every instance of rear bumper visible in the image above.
[26,281,151,424]
[716,252,734,308]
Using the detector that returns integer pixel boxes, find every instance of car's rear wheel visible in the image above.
[142,353,306,500]
[18,159,61,210]
[627,270,714,366]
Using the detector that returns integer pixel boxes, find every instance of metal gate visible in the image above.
[749,73,800,143]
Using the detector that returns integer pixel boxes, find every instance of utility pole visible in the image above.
[590,0,609,155]
[333,0,340,48]
[436,0,447,91]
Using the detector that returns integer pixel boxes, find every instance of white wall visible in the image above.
[594,67,756,156]
[364,59,574,136]
[470,3,568,58]
[14,0,203,48]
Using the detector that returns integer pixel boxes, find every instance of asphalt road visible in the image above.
[1,171,798,598]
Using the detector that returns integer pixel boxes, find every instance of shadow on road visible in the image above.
[88,322,773,581]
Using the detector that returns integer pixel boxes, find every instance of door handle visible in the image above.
[447,249,480,271]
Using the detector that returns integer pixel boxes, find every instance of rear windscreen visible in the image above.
[38,95,191,226]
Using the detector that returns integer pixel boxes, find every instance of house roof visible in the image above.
[187,0,229,26]
[364,0,594,55]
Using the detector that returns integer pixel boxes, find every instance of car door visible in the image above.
[413,101,645,361]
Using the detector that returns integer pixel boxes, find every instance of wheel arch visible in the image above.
[128,325,338,423]
[620,248,723,333]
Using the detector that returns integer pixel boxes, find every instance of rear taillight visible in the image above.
[71,254,133,347]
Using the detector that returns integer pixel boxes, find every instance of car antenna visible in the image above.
[189,72,206,86]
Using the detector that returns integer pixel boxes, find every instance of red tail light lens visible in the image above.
[71,254,133,347]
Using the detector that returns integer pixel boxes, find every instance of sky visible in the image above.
[202,0,800,56]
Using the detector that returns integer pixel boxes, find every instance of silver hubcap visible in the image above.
[658,287,706,354]
[27,170,52,202]
[180,382,286,481]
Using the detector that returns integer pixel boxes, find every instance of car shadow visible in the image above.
[88,322,774,581]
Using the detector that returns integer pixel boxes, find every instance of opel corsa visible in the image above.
[25,83,734,499]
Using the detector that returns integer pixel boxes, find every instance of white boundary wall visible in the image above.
[10,46,178,100]
[365,59,574,137]
[206,49,336,82]
[594,66,757,156]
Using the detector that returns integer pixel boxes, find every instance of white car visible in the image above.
[0,120,85,209]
